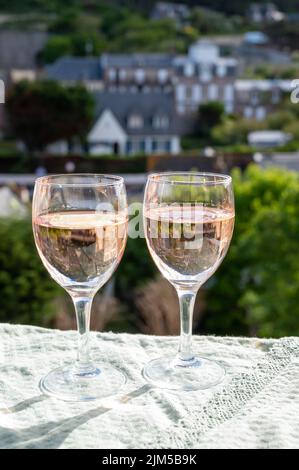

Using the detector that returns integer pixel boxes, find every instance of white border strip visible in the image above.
[0,79,4,103]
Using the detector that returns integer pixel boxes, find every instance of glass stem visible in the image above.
[73,295,95,375]
[177,289,196,362]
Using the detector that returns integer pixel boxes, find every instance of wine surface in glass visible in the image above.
[33,210,127,292]
[145,205,234,288]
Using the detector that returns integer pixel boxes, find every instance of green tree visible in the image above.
[0,218,63,325]
[202,165,299,338]
[283,121,299,141]
[6,80,95,153]
[116,236,157,300]
[197,101,225,139]
[49,11,81,34]
[71,32,106,56]
[41,36,72,64]
[212,117,266,146]
[191,7,243,35]
[106,15,185,53]
[42,32,106,64]
[264,19,299,51]
[267,110,295,130]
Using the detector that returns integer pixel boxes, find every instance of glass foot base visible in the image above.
[143,355,225,391]
[39,364,127,402]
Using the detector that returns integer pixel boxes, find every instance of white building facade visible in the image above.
[173,41,237,116]
[87,91,181,156]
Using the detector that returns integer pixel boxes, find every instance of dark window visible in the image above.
[227,66,236,77]
[126,141,132,154]
[140,140,146,153]
[113,142,119,155]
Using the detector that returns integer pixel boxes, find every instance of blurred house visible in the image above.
[151,2,190,26]
[237,32,291,66]
[0,30,48,71]
[260,152,299,171]
[87,90,181,156]
[45,40,241,156]
[35,39,298,155]
[9,69,37,84]
[244,31,269,46]
[101,52,174,91]
[40,38,298,157]
[48,41,237,115]
[235,79,293,120]
[247,3,284,23]
[0,186,28,217]
[46,40,294,126]
[173,40,237,116]
[48,90,181,156]
[45,56,103,91]
[44,40,237,143]
[248,130,292,148]
[0,30,47,135]
[101,41,237,120]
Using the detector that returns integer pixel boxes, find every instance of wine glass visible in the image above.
[143,172,234,391]
[32,174,128,401]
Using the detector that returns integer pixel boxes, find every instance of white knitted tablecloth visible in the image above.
[0,323,298,449]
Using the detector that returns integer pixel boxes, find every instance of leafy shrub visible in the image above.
[134,276,203,335]
[202,165,299,337]
[115,235,157,300]
[211,118,266,146]
[0,217,63,325]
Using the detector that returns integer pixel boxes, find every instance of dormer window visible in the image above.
[128,114,143,129]
[153,114,169,129]
[200,64,212,82]
[135,69,145,84]
[158,69,168,83]
[184,62,194,77]
[217,65,226,78]
[119,69,127,81]
[108,68,116,81]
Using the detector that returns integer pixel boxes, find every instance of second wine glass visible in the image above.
[143,172,235,391]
